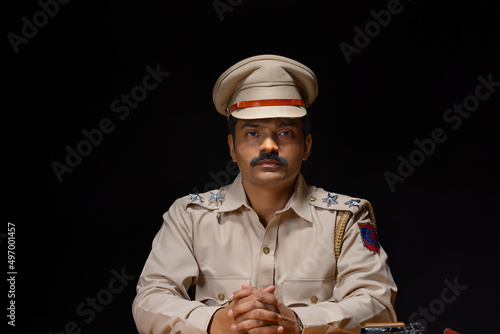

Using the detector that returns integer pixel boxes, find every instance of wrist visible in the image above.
[296,314,304,334]
[208,307,229,334]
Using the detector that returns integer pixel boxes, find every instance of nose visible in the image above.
[259,135,279,154]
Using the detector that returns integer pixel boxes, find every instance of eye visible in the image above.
[246,131,258,137]
[278,130,292,136]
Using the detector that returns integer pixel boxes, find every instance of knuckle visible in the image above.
[252,319,265,327]
[254,309,265,318]
[251,300,261,308]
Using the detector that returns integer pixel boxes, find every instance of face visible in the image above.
[228,117,312,188]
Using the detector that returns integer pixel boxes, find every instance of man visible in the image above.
[132,54,397,333]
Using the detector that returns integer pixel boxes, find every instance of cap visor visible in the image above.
[230,106,307,119]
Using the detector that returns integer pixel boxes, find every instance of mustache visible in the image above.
[249,153,289,167]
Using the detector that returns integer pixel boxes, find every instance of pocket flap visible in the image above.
[196,276,250,305]
[284,277,336,307]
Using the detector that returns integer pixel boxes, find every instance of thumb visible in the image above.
[261,285,276,293]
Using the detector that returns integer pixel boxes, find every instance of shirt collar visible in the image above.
[218,173,249,213]
[218,173,313,223]
[278,173,313,223]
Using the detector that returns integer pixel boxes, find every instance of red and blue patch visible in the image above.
[358,223,380,254]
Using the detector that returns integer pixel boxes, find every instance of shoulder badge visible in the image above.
[358,200,379,254]
[358,222,380,254]
[308,187,365,216]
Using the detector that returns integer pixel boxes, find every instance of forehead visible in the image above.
[236,117,302,130]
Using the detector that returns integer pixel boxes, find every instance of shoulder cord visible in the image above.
[334,199,377,263]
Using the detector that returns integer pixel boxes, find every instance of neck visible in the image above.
[242,176,298,227]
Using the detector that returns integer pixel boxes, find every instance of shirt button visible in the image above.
[309,195,316,201]
[263,247,270,254]
[310,296,318,303]
[218,293,225,301]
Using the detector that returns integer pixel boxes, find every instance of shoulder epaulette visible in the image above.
[184,188,226,210]
[307,187,367,216]
[308,188,378,263]
[333,199,378,261]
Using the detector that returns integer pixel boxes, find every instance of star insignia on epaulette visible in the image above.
[209,190,224,206]
[322,193,338,207]
[189,193,204,204]
[344,199,361,208]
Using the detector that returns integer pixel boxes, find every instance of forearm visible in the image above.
[133,290,221,333]
[291,294,395,334]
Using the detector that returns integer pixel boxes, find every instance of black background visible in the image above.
[4,0,500,333]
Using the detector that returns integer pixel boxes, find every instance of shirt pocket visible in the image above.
[283,276,336,307]
[195,276,250,306]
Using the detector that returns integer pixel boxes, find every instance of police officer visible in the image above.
[132,55,397,333]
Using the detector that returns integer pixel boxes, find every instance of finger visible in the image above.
[231,319,282,333]
[229,292,282,313]
[231,284,260,301]
[240,284,275,294]
[248,325,285,334]
[261,285,276,294]
[229,300,280,319]
[230,289,282,307]
[233,284,274,300]
[230,303,282,322]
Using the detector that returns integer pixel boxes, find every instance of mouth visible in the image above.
[255,159,284,167]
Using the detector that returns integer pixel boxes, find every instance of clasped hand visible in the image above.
[209,284,299,334]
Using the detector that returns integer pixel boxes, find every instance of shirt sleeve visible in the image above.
[132,200,221,334]
[291,206,397,333]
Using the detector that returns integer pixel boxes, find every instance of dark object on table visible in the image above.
[361,322,429,333]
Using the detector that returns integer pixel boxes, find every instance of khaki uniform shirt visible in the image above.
[133,173,397,333]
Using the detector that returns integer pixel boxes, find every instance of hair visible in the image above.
[227,114,311,140]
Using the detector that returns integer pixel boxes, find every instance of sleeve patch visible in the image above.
[358,223,380,254]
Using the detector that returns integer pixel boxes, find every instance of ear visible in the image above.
[302,134,312,161]
[228,134,237,162]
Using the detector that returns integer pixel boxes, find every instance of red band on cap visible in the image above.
[228,99,306,113]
